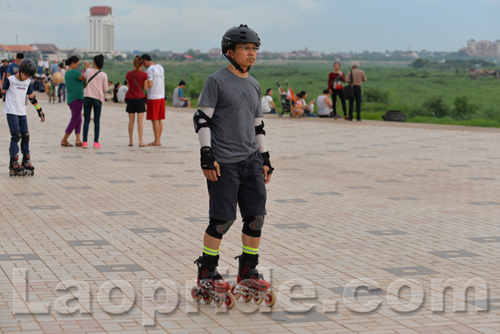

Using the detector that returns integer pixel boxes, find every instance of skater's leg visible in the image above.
[137,112,145,146]
[82,98,92,143]
[6,114,21,156]
[128,112,135,145]
[19,116,29,157]
[93,99,102,143]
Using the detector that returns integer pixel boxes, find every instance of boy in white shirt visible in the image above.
[0,59,46,176]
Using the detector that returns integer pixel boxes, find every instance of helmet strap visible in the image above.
[224,52,250,73]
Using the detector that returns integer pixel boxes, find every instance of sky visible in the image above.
[0,0,499,53]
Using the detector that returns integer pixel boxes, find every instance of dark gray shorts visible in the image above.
[207,151,267,220]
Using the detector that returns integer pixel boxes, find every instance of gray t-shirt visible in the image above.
[198,67,263,163]
[172,87,183,107]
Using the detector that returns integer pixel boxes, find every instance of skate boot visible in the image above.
[22,155,35,176]
[191,255,235,309]
[231,253,276,307]
[9,155,25,177]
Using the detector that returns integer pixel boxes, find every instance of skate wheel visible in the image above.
[242,292,252,303]
[230,284,241,300]
[264,290,277,307]
[191,287,202,302]
[215,296,224,307]
[202,294,213,304]
[254,294,264,305]
[225,292,236,309]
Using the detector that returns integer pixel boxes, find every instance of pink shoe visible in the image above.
[82,142,88,149]
[94,142,102,149]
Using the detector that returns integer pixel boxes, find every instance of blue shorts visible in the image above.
[207,151,267,220]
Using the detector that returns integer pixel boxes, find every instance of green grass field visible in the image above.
[102,59,500,128]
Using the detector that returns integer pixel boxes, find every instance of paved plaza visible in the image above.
[1,98,500,334]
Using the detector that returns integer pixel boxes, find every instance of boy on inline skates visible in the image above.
[191,24,276,308]
[0,58,46,176]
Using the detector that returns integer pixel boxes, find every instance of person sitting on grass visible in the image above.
[296,91,317,117]
[317,89,334,118]
[173,80,191,108]
[261,88,277,114]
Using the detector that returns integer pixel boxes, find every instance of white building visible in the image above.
[87,6,114,53]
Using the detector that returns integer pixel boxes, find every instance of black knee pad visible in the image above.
[242,215,265,238]
[21,132,29,142]
[11,132,22,143]
[205,218,235,239]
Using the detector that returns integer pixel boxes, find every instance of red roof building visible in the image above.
[90,6,112,16]
[0,44,35,52]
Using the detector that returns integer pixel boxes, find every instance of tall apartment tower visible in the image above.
[87,6,114,53]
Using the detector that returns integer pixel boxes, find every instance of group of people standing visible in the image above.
[61,53,166,148]
[325,61,367,121]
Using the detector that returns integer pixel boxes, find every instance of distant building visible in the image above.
[31,43,65,62]
[88,6,114,53]
[0,44,36,60]
[463,39,500,58]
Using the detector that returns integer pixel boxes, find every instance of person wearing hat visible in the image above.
[346,61,367,121]
[141,54,165,146]
[172,80,191,108]
[191,24,276,308]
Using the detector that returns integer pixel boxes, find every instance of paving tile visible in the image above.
[129,227,170,234]
[103,211,140,216]
[367,229,409,236]
[67,240,112,247]
[383,266,438,276]
[264,310,331,323]
[430,250,479,258]
[274,199,307,203]
[469,201,500,206]
[0,254,40,261]
[467,236,500,243]
[94,264,145,272]
[28,205,62,210]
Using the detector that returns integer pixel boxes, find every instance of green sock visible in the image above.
[242,245,258,256]
[203,245,219,257]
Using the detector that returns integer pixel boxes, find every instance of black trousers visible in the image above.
[331,89,347,117]
[348,85,362,120]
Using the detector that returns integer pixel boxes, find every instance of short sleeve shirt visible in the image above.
[65,69,84,104]
[198,67,262,163]
[125,70,148,99]
[2,75,34,115]
[146,64,165,100]
[7,63,18,76]
[261,95,273,113]
[173,87,185,107]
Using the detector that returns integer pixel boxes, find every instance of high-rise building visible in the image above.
[87,6,114,53]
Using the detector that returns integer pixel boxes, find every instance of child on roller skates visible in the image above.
[0,58,46,176]
[191,24,276,309]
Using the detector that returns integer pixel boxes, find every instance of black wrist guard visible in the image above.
[200,146,216,170]
[261,151,274,174]
[37,107,45,118]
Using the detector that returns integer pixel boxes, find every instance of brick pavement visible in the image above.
[0,97,499,333]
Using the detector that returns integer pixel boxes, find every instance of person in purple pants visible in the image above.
[61,56,84,147]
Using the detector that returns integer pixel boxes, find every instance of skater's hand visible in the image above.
[204,161,221,181]
[263,165,272,184]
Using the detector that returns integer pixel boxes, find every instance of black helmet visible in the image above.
[19,58,37,77]
[221,24,261,73]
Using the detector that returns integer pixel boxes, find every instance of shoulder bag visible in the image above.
[343,70,354,99]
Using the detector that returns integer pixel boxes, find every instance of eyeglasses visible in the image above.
[235,46,260,52]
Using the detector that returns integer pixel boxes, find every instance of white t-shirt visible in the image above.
[317,95,331,116]
[261,95,273,113]
[60,68,66,83]
[117,85,128,103]
[3,75,33,116]
[146,64,165,100]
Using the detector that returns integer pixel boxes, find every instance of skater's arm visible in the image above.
[194,107,220,181]
[255,118,273,184]
[28,94,46,122]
